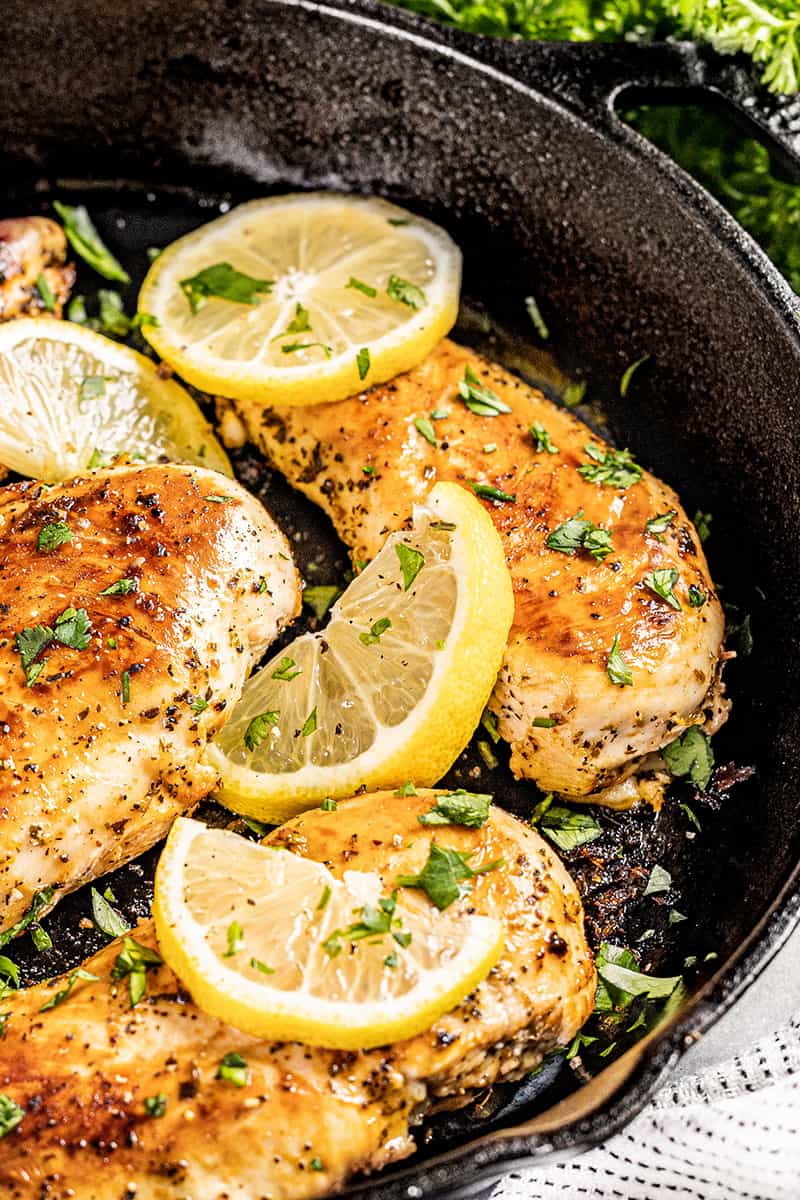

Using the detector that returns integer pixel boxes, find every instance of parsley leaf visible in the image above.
[395,543,424,590]
[281,340,332,357]
[90,887,131,939]
[619,354,650,397]
[688,584,707,608]
[578,444,643,489]
[419,790,492,828]
[663,726,714,792]
[303,585,341,620]
[645,509,677,541]
[595,941,682,1011]
[414,416,437,446]
[356,346,371,381]
[644,568,681,610]
[530,421,558,454]
[0,1094,25,1139]
[39,967,100,1011]
[217,1051,249,1087]
[469,482,516,503]
[525,294,549,339]
[694,510,713,543]
[36,272,56,311]
[180,263,273,314]
[301,707,317,737]
[347,277,377,298]
[532,799,602,852]
[15,607,92,685]
[0,888,55,950]
[53,202,130,283]
[396,844,503,910]
[643,864,672,896]
[37,522,72,553]
[359,617,391,645]
[271,656,301,681]
[607,633,633,687]
[145,1093,168,1118]
[111,936,162,1007]
[387,275,427,309]
[458,365,512,417]
[244,710,279,752]
[224,921,244,957]
[546,511,614,561]
[98,577,137,597]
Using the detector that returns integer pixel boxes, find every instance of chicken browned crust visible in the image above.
[0,464,300,933]
[243,340,728,805]
[0,217,75,320]
[0,790,595,1199]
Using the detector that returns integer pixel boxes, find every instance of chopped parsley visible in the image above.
[97,289,130,336]
[250,957,274,974]
[303,585,341,620]
[180,263,273,314]
[606,634,633,687]
[663,726,714,792]
[322,893,410,957]
[244,710,279,752]
[276,302,311,336]
[595,942,682,1012]
[53,202,131,283]
[562,380,586,408]
[546,511,613,562]
[15,606,93,686]
[347,277,377,298]
[458,365,512,417]
[316,884,332,909]
[396,844,503,910]
[0,888,55,950]
[310,1157,325,1171]
[320,798,337,812]
[532,716,557,728]
[643,864,672,896]
[694,510,713,543]
[39,967,100,1012]
[578,444,643,489]
[36,272,56,311]
[281,340,332,358]
[469,482,516,503]
[205,494,233,503]
[530,421,558,454]
[524,294,549,339]
[645,509,677,541]
[111,936,163,1007]
[395,543,424,590]
[418,790,492,828]
[387,275,427,309]
[359,617,391,646]
[90,887,131,939]
[144,1093,168,1118]
[0,1094,24,1139]
[217,1051,249,1087]
[644,568,681,610]
[224,921,245,958]
[431,408,450,420]
[98,577,137,597]
[37,522,72,553]
[619,354,650,397]
[481,708,500,743]
[531,795,602,852]
[271,656,301,681]
[301,707,317,737]
[121,670,131,706]
[356,346,371,381]
[31,926,52,952]
[190,695,209,714]
[688,585,707,608]
[395,781,417,796]
[414,416,437,446]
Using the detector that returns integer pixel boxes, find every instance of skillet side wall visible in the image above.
[2,0,800,1168]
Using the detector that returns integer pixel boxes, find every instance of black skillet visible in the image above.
[3,0,800,1195]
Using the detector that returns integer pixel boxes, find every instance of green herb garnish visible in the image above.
[111,936,162,1007]
[98,577,137,597]
[145,1093,168,1118]
[396,844,503,910]
[578,444,642,489]
[469,482,516,503]
[356,346,371,381]
[645,509,677,541]
[37,522,72,553]
[694,510,713,543]
[606,633,633,687]
[359,617,391,646]
[663,726,714,792]
[244,710,279,752]
[619,354,650,396]
[36,272,56,311]
[419,790,492,828]
[217,1051,249,1087]
[0,1094,25,1139]
[414,416,437,446]
[15,607,93,686]
[347,277,377,298]
[79,375,106,402]
[524,294,549,339]
[53,202,130,283]
[301,707,318,736]
[303,585,341,620]
[529,421,558,454]
[272,656,301,681]
[39,967,100,1012]
[387,275,427,309]
[644,568,681,610]
[395,543,424,590]
[688,585,707,608]
[546,511,613,561]
[180,263,273,314]
[532,799,602,852]
[458,365,512,417]
[643,864,672,896]
[91,887,131,939]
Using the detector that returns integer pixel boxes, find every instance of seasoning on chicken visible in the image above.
[0,218,75,320]
[0,790,595,1198]
[244,339,728,806]
[0,463,300,934]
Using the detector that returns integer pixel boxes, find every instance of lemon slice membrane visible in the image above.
[139,193,462,406]
[207,481,514,822]
[0,317,230,482]
[154,817,504,1049]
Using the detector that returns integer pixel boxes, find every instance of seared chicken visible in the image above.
[0,464,299,933]
[244,340,727,804]
[0,790,595,1198]
[0,218,75,320]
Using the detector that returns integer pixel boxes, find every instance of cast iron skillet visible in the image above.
[3,0,800,1195]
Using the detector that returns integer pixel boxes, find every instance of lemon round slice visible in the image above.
[138,193,462,407]
[206,481,513,823]
[154,816,504,1049]
[0,317,231,482]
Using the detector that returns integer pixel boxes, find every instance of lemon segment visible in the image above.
[0,317,230,482]
[206,481,514,823]
[153,817,504,1049]
[138,193,462,407]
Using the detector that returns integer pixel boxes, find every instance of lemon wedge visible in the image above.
[138,193,461,407]
[206,481,513,822]
[153,816,504,1049]
[0,317,230,482]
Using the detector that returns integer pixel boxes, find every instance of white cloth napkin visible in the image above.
[492,1015,800,1200]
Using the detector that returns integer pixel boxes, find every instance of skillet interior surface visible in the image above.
[3,0,800,1190]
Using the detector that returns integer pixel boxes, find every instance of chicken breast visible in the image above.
[0,218,75,320]
[0,790,594,1198]
[243,340,727,804]
[0,464,300,933]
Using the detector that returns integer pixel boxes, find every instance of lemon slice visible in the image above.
[153,816,504,1049]
[138,193,462,407]
[0,317,230,482]
[206,481,513,822]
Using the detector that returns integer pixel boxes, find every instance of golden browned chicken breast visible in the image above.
[0,217,75,320]
[0,463,300,933]
[0,790,595,1198]
[242,340,728,805]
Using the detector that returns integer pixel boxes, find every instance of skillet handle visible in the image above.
[456,35,800,179]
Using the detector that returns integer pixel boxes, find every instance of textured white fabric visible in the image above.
[492,1015,800,1200]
